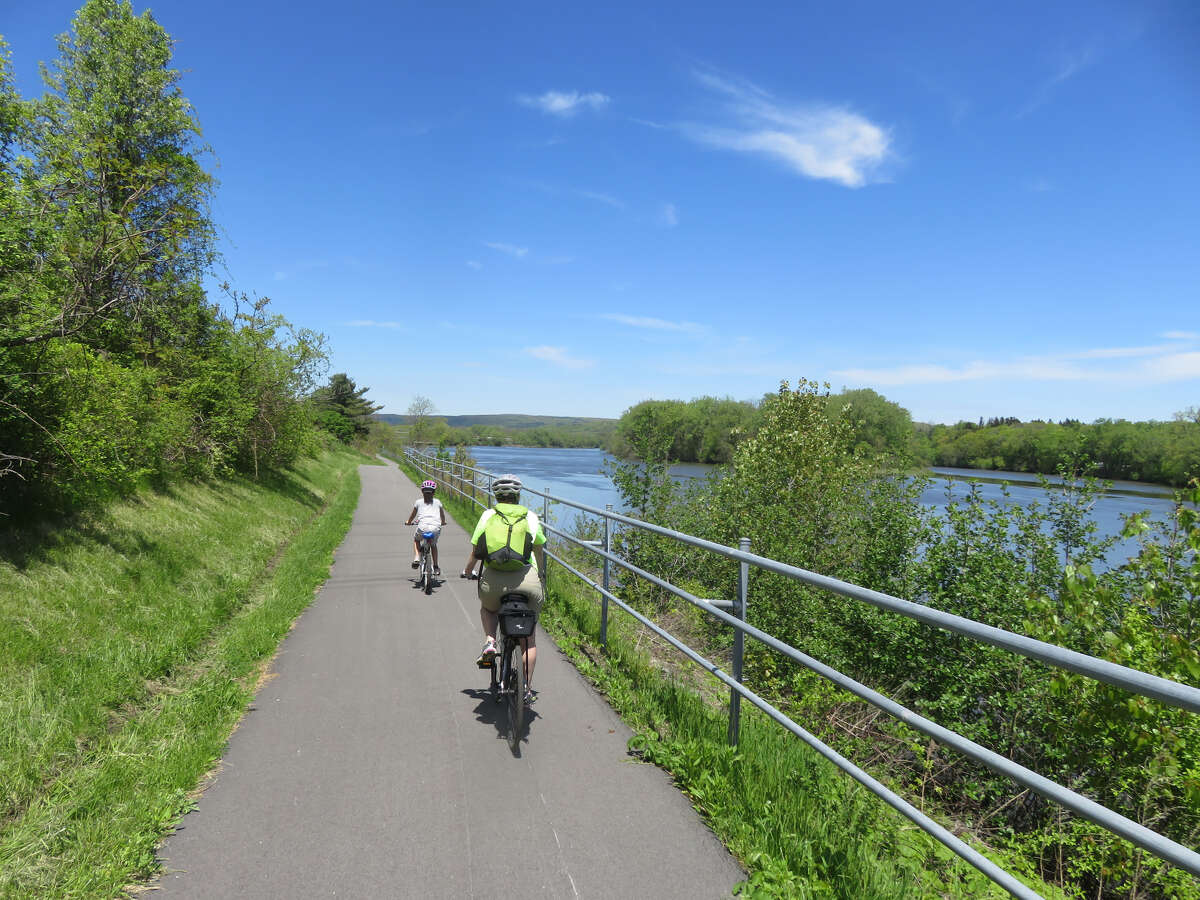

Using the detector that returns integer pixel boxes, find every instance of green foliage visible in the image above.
[826,388,915,463]
[1019,482,1200,897]
[599,378,1200,899]
[0,3,329,517]
[537,567,1054,899]
[312,372,382,444]
[704,382,923,666]
[607,396,758,463]
[922,418,1200,487]
[12,0,215,353]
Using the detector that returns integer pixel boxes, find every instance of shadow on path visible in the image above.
[462,687,538,757]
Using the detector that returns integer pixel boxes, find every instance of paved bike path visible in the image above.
[154,460,745,898]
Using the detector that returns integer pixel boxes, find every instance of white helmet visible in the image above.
[491,474,522,499]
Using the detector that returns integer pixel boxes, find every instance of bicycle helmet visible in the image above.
[491,474,522,500]
[421,480,437,491]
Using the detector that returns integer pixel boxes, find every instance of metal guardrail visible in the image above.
[400,448,1200,897]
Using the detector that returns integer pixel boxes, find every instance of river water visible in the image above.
[464,446,1183,570]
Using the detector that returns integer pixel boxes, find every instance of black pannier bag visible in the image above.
[498,598,536,637]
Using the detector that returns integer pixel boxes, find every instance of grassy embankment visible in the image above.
[391,454,1060,899]
[0,447,367,898]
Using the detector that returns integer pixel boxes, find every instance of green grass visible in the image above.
[398,451,1062,899]
[0,447,364,898]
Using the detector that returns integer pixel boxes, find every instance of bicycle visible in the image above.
[489,592,537,751]
[415,530,437,594]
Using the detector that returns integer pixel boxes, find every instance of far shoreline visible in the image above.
[451,445,1185,494]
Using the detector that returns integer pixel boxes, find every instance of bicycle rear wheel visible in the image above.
[419,544,433,594]
[505,639,525,750]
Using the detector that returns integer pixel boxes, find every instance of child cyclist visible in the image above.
[405,480,447,575]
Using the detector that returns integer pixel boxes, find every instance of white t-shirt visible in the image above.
[411,498,444,531]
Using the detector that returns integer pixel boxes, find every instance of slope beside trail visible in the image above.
[153,458,746,898]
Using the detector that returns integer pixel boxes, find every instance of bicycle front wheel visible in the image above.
[505,639,525,749]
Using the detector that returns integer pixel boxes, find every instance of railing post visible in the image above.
[729,536,750,746]
[543,488,550,581]
[601,504,612,649]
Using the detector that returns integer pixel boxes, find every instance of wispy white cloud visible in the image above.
[1164,331,1199,340]
[1066,343,1183,360]
[660,203,679,227]
[525,180,624,210]
[523,345,593,369]
[834,340,1200,386]
[576,189,624,209]
[346,320,404,329]
[518,90,610,117]
[1017,46,1099,118]
[484,241,529,258]
[1146,352,1200,380]
[466,260,482,270]
[683,70,891,188]
[603,313,703,334]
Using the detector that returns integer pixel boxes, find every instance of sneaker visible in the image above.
[476,640,497,668]
[411,560,419,569]
[433,566,441,576]
[524,688,538,706]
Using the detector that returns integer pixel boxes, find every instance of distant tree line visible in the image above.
[914,414,1200,486]
[0,2,372,519]
[393,400,616,449]
[606,389,1200,487]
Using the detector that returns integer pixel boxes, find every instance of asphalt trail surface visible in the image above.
[154,460,745,898]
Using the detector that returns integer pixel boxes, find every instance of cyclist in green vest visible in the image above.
[460,473,547,702]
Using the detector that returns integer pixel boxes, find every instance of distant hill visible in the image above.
[374,413,616,430]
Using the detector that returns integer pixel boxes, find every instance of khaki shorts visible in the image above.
[478,565,543,613]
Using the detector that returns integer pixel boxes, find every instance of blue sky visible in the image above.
[4,0,1198,423]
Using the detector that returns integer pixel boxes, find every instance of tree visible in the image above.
[4,0,215,353]
[313,373,381,443]
[0,41,40,481]
[406,395,437,445]
[1,0,219,505]
[827,388,914,461]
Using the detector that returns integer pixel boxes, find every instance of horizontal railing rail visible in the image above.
[401,448,1200,896]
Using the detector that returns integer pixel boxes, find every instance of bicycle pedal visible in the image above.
[476,659,495,669]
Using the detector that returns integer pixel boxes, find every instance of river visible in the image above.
[463,446,1183,570]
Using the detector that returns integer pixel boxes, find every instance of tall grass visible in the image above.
[0,448,363,898]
